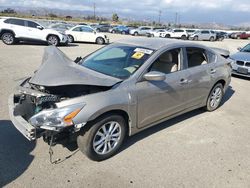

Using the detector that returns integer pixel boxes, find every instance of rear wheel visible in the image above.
[194,36,198,41]
[112,30,115,34]
[1,32,15,45]
[205,83,224,111]
[121,31,126,35]
[77,114,127,161]
[209,36,215,41]
[181,35,187,40]
[96,37,105,45]
[134,32,139,36]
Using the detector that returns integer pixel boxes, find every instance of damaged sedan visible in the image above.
[9,38,232,161]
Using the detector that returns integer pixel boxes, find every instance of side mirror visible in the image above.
[37,25,44,30]
[143,71,166,81]
[237,47,242,51]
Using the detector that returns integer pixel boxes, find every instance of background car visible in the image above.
[164,29,188,40]
[129,26,153,36]
[189,30,216,41]
[48,23,74,33]
[65,25,109,44]
[230,43,250,77]
[92,23,111,32]
[109,25,129,34]
[0,17,68,46]
[215,31,227,41]
[238,32,250,39]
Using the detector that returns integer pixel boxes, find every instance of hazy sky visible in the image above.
[0,0,249,25]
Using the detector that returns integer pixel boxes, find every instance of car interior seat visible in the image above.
[188,52,207,67]
[152,52,178,74]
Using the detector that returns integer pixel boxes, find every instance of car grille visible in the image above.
[236,61,245,66]
[245,62,250,67]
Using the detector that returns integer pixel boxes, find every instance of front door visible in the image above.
[136,48,191,128]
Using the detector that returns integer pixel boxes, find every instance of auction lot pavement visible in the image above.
[0,34,250,188]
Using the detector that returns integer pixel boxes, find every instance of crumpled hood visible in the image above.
[230,52,250,61]
[29,46,122,87]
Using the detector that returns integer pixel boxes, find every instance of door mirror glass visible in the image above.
[143,71,166,81]
[37,25,44,30]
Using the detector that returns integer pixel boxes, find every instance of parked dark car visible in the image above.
[109,25,129,34]
[215,31,227,41]
[92,24,111,32]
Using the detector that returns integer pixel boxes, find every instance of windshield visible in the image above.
[240,44,250,52]
[81,45,154,79]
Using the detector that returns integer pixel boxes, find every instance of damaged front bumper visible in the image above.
[8,94,37,141]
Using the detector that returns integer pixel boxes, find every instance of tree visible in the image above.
[112,13,119,22]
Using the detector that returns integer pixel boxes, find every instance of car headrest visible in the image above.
[159,52,173,63]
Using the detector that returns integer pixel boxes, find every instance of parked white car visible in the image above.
[65,25,109,44]
[129,26,153,36]
[164,29,188,40]
[0,17,68,46]
[147,29,169,37]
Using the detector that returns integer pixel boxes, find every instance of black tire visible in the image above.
[209,36,215,41]
[77,114,127,161]
[68,35,74,43]
[121,31,126,35]
[165,34,170,38]
[181,35,187,40]
[47,35,59,46]
[96,28,100,32]
[112,30,115,34]
[134,32,138,36]
[194,36,198,41]
[151,34,154,37]
[96,37,105,45]
[205,83,224,112]
[1,32,15,45]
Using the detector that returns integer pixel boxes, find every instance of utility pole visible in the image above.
[158,10,162,25]
[93,2,96,20]
[175,12,178,26]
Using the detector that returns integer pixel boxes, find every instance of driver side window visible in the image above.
[149,48,181,74]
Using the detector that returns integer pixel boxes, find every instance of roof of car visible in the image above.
[115,37,196,50]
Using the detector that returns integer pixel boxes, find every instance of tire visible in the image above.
[205,83,224,112]
[165,34,170,38]
[96,37,105,45]
[68,35,74,43]
[96,29,100,32]
[1,32,15,45]
[112,30,115,34]
[181,35,187,40]
[134,32,138,36]
[77,114,127,161]
[121,31,126,35]
[47,35,59,46]
[209,36,215,41]
[151,34,154,37]
[194,36,198,41]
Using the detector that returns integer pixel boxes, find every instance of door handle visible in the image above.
[180,78,188,84]
[210,69,216,74]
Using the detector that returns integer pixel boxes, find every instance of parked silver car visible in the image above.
[189,30,217,41]
[129,26,153,36]
[230,43,250,77]
[9,38,231,161]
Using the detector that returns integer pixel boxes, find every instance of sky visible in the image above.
[0,0,249,25]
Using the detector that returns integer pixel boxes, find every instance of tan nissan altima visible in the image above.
[9,38,232,161]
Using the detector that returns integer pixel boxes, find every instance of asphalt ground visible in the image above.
[0,34,250,188]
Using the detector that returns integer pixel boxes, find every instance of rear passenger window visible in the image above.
[186,47,208,68]
[8,19,25,26]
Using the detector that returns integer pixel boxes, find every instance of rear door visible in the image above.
[182,47,215,107]
[200,30,210,40]
[7,19,27,38]
[25,21,45,40]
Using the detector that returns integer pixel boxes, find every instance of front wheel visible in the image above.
[96,37,105,45]
[67,35,74,43]
[205,83,224,112]
[77,114,127,161]
[181,35,187,40]
[47,35,59,46]
[1,32,15,45]
[209,36,215,41]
